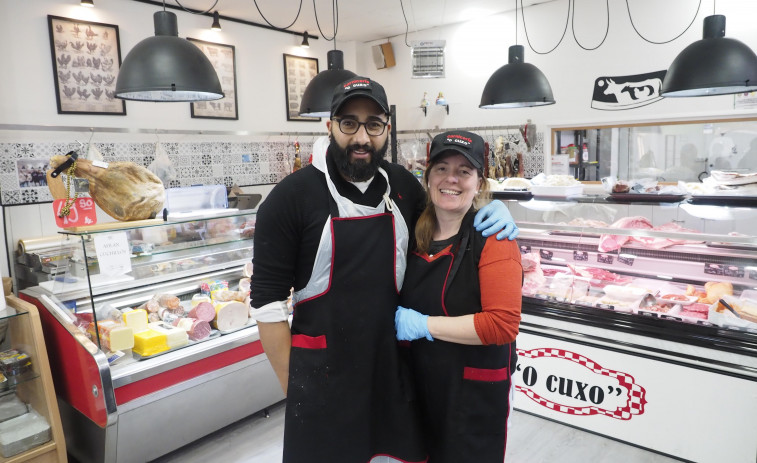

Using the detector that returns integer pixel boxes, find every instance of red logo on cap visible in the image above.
[446,134,472,146]
[344,79,371,90]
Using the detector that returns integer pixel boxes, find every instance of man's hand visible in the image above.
[474,200,519,240]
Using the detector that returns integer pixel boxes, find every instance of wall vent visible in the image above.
[411,40,445,79]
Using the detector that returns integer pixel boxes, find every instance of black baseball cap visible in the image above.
[428,131,485,171]
[330,77,390,117]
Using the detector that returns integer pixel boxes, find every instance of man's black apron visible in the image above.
[284,157,425,463]
[400,215,515,463]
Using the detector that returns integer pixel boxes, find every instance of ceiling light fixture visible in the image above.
[480,0,555,108]
[115,4,223,102]
[80,0,94,7]
[300,50,356,117]
[661,13,757,97]
[211,11,222,31]
[299,0,356,117]
[301,31,310,48]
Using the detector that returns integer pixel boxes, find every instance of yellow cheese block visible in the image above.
[133,329,169,357]
[122,308,149,333]
[148,322,189,348]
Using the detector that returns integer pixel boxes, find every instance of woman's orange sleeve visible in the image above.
[473,238,523,345]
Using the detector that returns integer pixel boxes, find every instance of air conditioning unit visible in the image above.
[372,42,396,69]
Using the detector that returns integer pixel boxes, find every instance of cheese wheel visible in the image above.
[188,301,216,323]
[122,309,148,333]
[148,322,189,348]
[213,301,249,331]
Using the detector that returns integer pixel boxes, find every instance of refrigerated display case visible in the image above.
[499,191,757,463]
[20,210,284,463]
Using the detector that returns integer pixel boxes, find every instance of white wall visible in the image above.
[0,0,354,132]
[354,0,757,140]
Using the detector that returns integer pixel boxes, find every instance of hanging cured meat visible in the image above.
[48,155,165,221]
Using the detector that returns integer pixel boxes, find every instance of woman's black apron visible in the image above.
[284,161,426,463]
[400,214,516,463]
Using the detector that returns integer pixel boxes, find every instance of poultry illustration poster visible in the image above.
[47,15,125,115]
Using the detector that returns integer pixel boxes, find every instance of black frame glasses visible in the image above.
[332,117,388,136]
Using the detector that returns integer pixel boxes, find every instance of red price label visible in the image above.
[53,197,98,228]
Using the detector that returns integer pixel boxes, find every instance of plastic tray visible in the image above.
[531,184,583,197]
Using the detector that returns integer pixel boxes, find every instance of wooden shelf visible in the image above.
[0,296,66,463]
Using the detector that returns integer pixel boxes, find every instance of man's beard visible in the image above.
[329,135,388,182]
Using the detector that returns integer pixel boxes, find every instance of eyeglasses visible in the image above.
[332,118,388,136]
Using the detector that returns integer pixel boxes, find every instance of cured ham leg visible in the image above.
[49,156,165,221]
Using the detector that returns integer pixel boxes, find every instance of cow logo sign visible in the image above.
[513,348,647,420]
[591,70,666,110]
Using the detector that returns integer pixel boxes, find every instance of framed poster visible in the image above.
[47,15,126,115]
[188,38,238,120]
[283,54,320,121]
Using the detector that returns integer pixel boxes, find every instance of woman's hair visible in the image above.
[414,152,492,255]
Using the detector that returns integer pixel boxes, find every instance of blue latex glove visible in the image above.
[474,200,519,240]
[395,306,433,341]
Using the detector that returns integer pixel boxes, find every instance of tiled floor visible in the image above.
[151,401,684,463]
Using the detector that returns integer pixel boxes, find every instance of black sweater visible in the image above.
[251,153,425,307]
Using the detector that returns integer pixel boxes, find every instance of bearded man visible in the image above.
[250,77,518,463]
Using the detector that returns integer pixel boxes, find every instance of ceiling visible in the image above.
[161,0,554,42]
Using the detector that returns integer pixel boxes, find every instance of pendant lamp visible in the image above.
[80,0,94,7]
[480,44,555,108]
[210,11,222,31]
[299,50,357,117]
[115,10,223,102]
[661,15,757,97]
[480,0,555,108]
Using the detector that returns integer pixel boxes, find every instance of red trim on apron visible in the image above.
[291,334,327,349]
[463,366,510,382]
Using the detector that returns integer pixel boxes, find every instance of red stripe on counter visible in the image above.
[291,334,327,349]
[114,341,264,405]
[463,366,509,382]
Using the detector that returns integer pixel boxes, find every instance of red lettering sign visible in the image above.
[53,197,98,228]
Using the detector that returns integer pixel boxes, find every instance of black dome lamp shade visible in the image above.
[480,45,555,108]
[115,11,223,102]
[299,50,357,117]
[661,15,757,97]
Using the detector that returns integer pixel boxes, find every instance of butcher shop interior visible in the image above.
[1,0,757,462]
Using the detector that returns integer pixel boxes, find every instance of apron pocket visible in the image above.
[456,366,510,436]
[292,333,327,349]
[288,334,330,419]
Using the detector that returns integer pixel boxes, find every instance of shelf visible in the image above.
[0,306,26,322]
[1,370,42,393]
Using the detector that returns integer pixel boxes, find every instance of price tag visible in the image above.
[704,263,724,276]
[92,160,109,169]
[573,251,588,261]
[53,197,98,228]
[539,249,553,261]
[520,245,531,254]
[94,232,132,276]
[617,255,635,266]
[597,254,614,264]
[724,265,744,278]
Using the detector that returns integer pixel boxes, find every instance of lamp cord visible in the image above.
[314,0,339,41]
[173,0,219,15]
[399,0,410,47]
[626,0,701,45]
[253,0,304,30]
[573,0,608,51]
[521,0,570,55]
